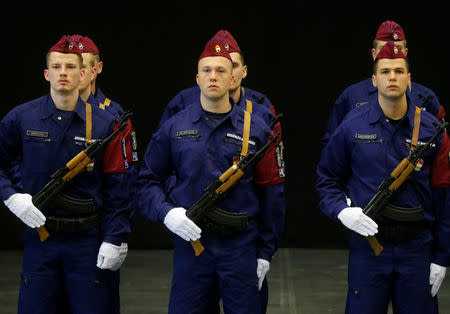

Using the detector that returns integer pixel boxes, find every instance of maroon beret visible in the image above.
[210,29,242,54]
[49,35,84,54]
[199,40,232,62]
[78,36,99,54]
[375,20,405,41]
[375,42,407,60]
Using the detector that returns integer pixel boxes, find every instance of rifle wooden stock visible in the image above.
[190,239,205,256]
[367,235,383,256]
[36,226,49,242]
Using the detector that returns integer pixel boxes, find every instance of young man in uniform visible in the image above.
[321,20,446,148]
[138,39,285,313]
[0,35,133,314]
[316,42,450,313]
[157,30,284,313]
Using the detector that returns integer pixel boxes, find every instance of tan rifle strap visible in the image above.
[85,102,93,145]
[410,107,421,151]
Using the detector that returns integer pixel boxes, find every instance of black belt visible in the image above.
[377,220,430,242]
[45,212,104,233]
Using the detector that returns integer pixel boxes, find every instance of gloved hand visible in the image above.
[4,193,46,228]
[116,242,128,269]
[430,263,446,297]
[345,197,352,206]
[164,207,201,241]
[97,242,122,271]
[337,207,378,236]
[256,259,270,291]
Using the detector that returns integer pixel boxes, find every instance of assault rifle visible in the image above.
[33,112,133,242]
[186,119,282,256]
[364,121,448,256]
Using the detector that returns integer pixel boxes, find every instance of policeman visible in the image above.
[316,42,450,313]
[138,39,285,314]
[321,20,446,148]
[0,35,133,314]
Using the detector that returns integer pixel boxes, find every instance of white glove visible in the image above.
[345,197,352,206]
[430,263,446,297]
[164,207,201,241]
[256,259,270,291]
[337,207,378,236]
[97,242,122,271]
[116,242,128,269]
[4,193,46,228]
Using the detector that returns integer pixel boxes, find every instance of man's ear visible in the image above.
[44,69,49,82]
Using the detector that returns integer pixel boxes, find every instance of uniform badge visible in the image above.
[215,45,221,53]
[86,160,95,172]
[224,43,230,51]
[68,43,74,50]
[276,141,286,178]
[393,33,398,40]
[414,159,424,171]
[124,159,129,169]
[393,46,398,54]
[121,137,127,159]
[131,131,138,151]
[132,152,139,162]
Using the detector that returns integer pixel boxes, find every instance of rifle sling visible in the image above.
[410,106,421,151]
[241,102,252,157]
[85,102,92,145]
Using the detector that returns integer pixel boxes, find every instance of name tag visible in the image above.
[355,134,377,140]
[26,130,48,138]
[74,136,100,146]
[176,130,199,137]
[226,133,256,146]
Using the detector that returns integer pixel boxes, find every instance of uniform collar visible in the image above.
[94,87,106,103]
[41,94,90,121]
[87,92,100,107]
[191,97,240,128]
[368,95,415,128]
[236,87,246,109]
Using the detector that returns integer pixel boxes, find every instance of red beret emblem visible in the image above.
[393,33,398,40]
[78,43,84,50]
[68,43,74,50]
[215,45,221,53]
[393,46,398,54]
[224,43,230,51]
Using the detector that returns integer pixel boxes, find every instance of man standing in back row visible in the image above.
[321,20,446,148]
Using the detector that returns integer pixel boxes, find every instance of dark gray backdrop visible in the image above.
[1,2,448,250]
